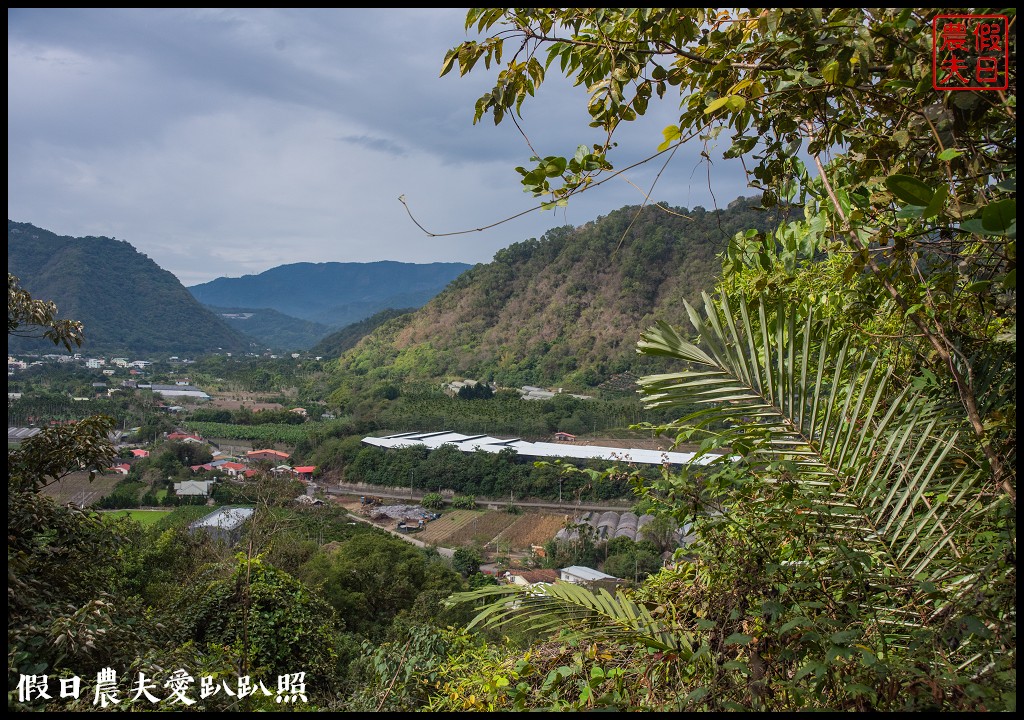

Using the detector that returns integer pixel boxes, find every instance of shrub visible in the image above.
[421,492,445,509]
[450,495,476,509]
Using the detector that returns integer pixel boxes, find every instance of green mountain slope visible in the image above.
[205,306,334,352]
[187,260,472,328]
[327,198,783,395]
[8,221,254,356]
[308,307,416,358]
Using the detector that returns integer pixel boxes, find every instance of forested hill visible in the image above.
[308,307,416,358]
[327,197,784,393]
[205,306,334,352]
[187,260,472,328]
[7,221,253,356]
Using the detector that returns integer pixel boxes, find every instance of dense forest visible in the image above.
[326,199,783,397]
[308,307,415,359]
[7,221,253,356]
[203,306,334,352]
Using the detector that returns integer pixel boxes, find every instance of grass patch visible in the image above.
[153,505,223,532]
[104,509,173,527]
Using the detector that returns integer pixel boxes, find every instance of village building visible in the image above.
[504,568,558,587]
[150,384,211,400]
[174,480,214,498]
[247,449,291,463]
[559,565,622,591]
[189,506,254,544]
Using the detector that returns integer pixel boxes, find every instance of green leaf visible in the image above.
[727,95,747,112]
[895,205,925,219]
[543,156,567,177]
[982,199,1016,233]
[885,174,935,206]
[723,659,751,675]
[686,686,708,703]
[779,616,811,634]
[704,96,732,114]
[922,184,948,219]
[658,124,682,152]
[725,632,753,646]
[937,148,963,161]
[830,629,860,644]
[1001,269,1015,290]
[822,60,840,83]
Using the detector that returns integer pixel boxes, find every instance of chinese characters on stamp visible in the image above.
[932,14,1009,91]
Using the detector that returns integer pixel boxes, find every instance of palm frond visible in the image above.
[447,582,689,653]
[636,291,986,589]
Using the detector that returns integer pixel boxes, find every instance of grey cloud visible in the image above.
[338,135,406,157]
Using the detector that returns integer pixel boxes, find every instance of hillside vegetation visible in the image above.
[205,305,334,351]
[309,307,416,358]
[7,221,253,355]
[327,199,783,396]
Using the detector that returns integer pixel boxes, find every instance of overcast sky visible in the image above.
[8,8,751,286]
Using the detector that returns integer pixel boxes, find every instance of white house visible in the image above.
[150,384,211,400]
[174,480,213,497]
[559,565,621,588]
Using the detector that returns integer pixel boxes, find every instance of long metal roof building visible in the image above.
[361,430,718,467]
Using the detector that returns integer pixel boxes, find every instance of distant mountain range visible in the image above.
[204,306,334,352]
[7,220,253,356]
[187,261,472,329]
[7,221,473,355]
[8,200,779,366]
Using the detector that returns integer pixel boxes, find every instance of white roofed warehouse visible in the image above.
[361,430,718,467]
[188,506,254,545]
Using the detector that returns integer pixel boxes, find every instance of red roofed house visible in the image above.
[131,448,150,458]
[246,449,291,462]
[167,431,204,443]
[293,466,316,481]
[554,431,577,442]
[109,463,131,475]
[220,462,248,477]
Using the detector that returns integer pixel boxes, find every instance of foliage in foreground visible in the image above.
[425,6,1015,711]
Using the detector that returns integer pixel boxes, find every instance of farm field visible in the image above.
[103,509,173,527]
[414,509,478,544]
[493,512,571,550]
[39,470,122,507]
[411,509,513,547]
[332,497,568,552]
